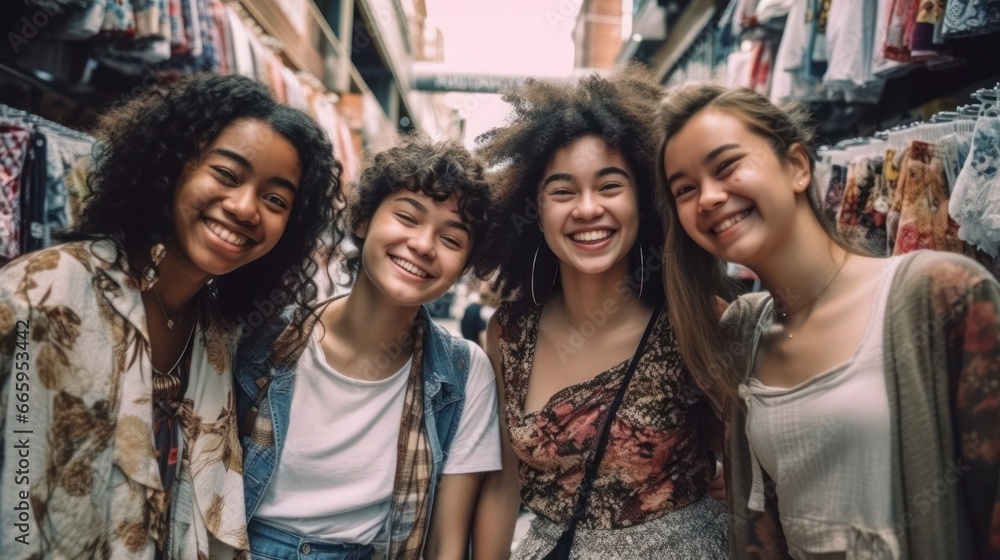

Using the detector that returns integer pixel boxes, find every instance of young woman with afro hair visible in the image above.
[471,65,729,559]
[0,73,343,560]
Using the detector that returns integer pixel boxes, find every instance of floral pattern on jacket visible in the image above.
[0,240,248,559]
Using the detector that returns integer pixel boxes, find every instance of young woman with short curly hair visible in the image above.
[236,135,502,560]
[0,73,342,559]
[471,65,729,560]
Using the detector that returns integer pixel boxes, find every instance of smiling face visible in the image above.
[538,134,640,278]
[358,189,473,308]
[662,109,810,266]
[171,118,300,280]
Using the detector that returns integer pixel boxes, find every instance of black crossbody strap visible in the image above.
[568,302,663,522]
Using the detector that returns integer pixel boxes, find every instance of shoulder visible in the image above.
[493,299,532,339]
[890,250,998,314]
[465,340,495,382]
[720,291,770,338]
[1,241,124,305]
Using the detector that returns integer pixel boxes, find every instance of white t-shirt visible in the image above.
[253,329,502,544]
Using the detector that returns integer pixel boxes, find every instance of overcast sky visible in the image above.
[423,0,581,146]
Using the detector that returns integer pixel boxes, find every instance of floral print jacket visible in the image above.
[0,240,248,559]
[721,250,1000,559]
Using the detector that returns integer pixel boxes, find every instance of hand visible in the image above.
[708,455,726,502]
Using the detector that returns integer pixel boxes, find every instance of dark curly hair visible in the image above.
[474,64,666,306]
[344,135,492,281]
[61,73,343,328]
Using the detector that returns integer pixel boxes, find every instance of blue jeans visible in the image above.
[247,520,376,560]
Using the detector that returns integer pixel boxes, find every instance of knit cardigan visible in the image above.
[721,250,1000,559]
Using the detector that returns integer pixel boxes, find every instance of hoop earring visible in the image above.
[638,244,644,301]
[531,240,557,306]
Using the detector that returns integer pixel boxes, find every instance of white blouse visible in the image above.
[741,256,905,559]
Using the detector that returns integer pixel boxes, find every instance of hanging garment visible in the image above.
[890,141,969,256]
[838,156,889,255]
[225,5,254,77]
[282,67,309,111]
[771,0,819,102]
[54,0,107,39]
[942,0,1000,37]
[884,0,919,61]
[101,0,136,37]
[180,0,203,58]
[910,0,946,57]
[0,125,32,259]
[951,115,1000,255]
[210,0,231,74]
[36,127,93,244]
[824,163,848,225]
[133,0,163,38]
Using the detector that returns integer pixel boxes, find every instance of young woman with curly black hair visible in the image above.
[470,65,729,559]
[0,73,342,560]
[236,135,501,560]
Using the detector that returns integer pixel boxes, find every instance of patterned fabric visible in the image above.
[910,0,945,55]
[386,325,433,560]
[889,141,970,256]
[0,125,32,259]
[721,250,1000,559]
[838,156,889,256]
[495,301,713,530]
[512,495,730,560]
[951,115,1000,256]
[101,0,136,37]
[36,126,94,244]
[942,0,1000,37]
[883,0,920,61]
[0,240,249,559]
[823,163,847,225]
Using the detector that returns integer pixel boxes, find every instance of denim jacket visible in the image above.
[233,301,471,548]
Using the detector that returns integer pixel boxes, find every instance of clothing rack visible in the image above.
[0,102,94,143]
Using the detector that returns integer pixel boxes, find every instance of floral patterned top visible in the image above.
[0,240,248,559]
[495,301,713,530]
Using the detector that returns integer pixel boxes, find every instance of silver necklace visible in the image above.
[772,253,850,339]
[151,285,189,330]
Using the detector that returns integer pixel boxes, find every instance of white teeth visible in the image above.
[391,256,430,278]
[713,210,751,234]
[205,219,250,246]
[571,229,614,242]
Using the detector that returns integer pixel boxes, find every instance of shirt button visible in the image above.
[301,543,311,555]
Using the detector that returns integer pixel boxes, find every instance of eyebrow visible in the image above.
[210,148,298,192]
[664,143,740,190]
[396,196,472,236]
[597,166,630,179]
[542,172,572,187]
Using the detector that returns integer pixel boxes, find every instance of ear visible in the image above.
[354,220,369,240]
[786,143,812,194]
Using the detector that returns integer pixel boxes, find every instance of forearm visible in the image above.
[471,467,521,560]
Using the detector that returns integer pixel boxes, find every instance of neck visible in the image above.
[749,207,847,313]
[555,258,649,328]
[325,269,420,364]
[145,244,213,314]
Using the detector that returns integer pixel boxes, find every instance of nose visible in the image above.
[697,180,728,214]
[222,185,261,226]
[571,190,605,221]
[407,226,436,259]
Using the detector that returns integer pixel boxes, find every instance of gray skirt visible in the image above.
[511,495,731,560]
